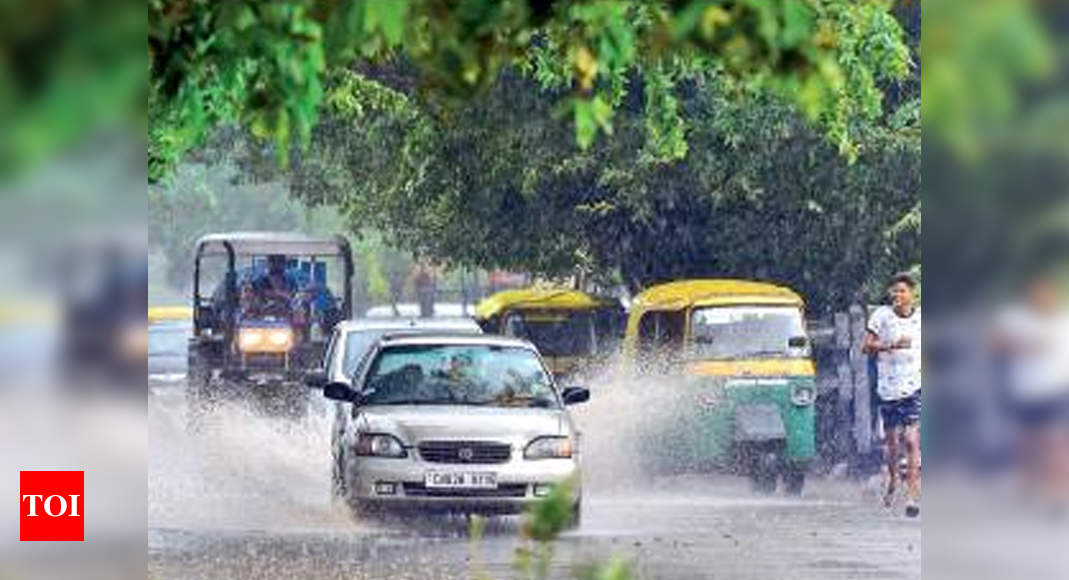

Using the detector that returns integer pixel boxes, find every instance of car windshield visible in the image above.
[690,305,809,360]
[362,344,558,408]
[503,311,595,357]
[343,329,389,376]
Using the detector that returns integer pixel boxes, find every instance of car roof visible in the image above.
[195,231,350,256]
[365,303,473,317]
[374,333,535,350]
[335,317,482,333]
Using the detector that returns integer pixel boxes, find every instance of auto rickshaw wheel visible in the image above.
[751,469,778,494]
[742,442,782,494]
[783,467,806,496]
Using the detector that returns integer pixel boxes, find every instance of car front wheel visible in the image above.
[567,499,582,529]
[331,449,347,501]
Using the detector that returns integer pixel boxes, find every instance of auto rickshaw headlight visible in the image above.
[790,384,815,406]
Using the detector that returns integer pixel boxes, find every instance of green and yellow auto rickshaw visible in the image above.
[475,288,623,380]
[622,279,816,494]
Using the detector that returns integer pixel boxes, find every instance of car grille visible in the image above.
[402,483,527,498]
[418,441,512,464]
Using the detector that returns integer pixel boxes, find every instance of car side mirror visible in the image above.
[304,369,328,388]
[788,336,809,348]
[323,382,361,403]
[561,386,590,406]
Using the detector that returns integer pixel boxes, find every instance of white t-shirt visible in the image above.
[867,305,922,401]
[996,305,1069,403]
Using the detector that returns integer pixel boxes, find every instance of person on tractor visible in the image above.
[253,254,299,317]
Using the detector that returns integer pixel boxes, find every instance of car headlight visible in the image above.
[790,384,815,406]
[239,327,293,352]
[524,436,574,460]
[355,433,407,458]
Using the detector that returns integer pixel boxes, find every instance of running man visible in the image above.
[864,272,922,517]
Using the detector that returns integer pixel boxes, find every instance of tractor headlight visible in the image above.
[239,327,293,352]
[239,329,264,350]
[267,329,293,348]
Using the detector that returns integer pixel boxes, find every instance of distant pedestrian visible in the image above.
[994,273,1069,502]
[863,272,922,517]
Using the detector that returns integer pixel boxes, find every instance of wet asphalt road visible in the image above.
[148,322,920,580]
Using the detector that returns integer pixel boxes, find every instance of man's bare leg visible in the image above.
[885,427,900,507]
[903,423,921,516]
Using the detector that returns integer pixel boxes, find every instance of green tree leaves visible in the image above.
[149,0,910,181]
[574,96,614,150]
[285,63,918,312]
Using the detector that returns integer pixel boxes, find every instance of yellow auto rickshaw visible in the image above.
[622,279,817,494]
[475,288,623,380]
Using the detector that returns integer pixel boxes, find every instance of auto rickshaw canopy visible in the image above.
[474,288,609,320]
[631,279,804,313]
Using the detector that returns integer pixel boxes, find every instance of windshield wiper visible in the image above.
[473,396,556,408]
[374,398,457,406]
[724,350,790,359]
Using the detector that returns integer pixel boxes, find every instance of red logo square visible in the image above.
[19,471,84,541]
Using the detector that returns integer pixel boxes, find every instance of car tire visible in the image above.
[568,499,582,529]
[331,449,347,500]
[348,499,378,521]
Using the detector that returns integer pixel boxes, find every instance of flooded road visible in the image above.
[148,323,920,580]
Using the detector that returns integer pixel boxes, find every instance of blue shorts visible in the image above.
[881,390,921,429]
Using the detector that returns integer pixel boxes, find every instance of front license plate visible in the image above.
[424,472,498,489]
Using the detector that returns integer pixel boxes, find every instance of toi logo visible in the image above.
[19,471,84,541]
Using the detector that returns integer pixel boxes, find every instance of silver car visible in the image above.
[319,333,589,520]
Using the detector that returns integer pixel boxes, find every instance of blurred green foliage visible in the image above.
[922,0,1053,158]
[0,0,143,178]
[921,0,1066,308]
[466,481,632,580]
[148,0,910,181]
[523,481,576,543]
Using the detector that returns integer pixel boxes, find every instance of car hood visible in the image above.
[356,405,570,446]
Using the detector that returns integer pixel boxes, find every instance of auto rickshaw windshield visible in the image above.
[504,311,596,357]
[691,305,809,360]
